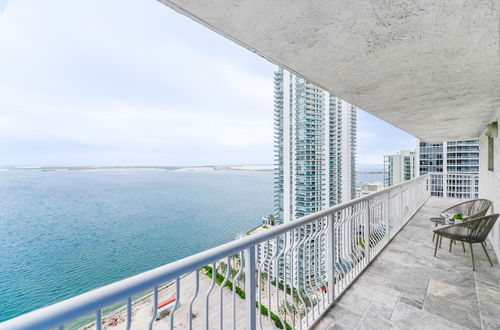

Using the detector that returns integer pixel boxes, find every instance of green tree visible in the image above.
[259,271,268,291]
[218,261,228,274]
[268,214,276,226]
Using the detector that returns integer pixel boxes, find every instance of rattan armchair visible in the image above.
[433,214,498,270]
[433,199,492,243]
[440,199,492,220]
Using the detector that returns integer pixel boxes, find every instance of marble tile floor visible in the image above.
[315,197,500,330]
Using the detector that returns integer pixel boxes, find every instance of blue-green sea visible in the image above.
[0,169,273,322]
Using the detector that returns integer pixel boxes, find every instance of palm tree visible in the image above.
[267,214,276,226]
[230,253,240,269]
[278,302,287,323]
[237,272,245,288]
[218,261,228,275]
[259,271,268,291]
[287,301,298,323]
[279,301,299,325]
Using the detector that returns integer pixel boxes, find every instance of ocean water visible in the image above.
[357,173,384,183]
[0,169,273,322]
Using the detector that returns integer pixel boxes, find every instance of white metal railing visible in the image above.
[428,172,479,199]
[0,175,431,330]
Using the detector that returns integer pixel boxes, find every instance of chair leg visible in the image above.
[481,242,494,266]
[434,235,439,257]
[449,239,453,253]
[469,243,475,271]
[462,241,466,252]
[439,236,443,248]
[432,232,435,242]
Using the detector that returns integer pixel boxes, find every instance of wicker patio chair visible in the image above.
[433,199,492,244]
[440,199,492,219]
[433,214,498,271]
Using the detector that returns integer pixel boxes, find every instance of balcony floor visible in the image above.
[315,197,500,330]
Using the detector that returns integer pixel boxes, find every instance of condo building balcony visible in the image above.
[1,1,499,329]
[314,195,500,330]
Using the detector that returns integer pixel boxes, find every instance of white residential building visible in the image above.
[273,67,357,225]
[356,181,384,198]
[273,67,357,288]
[383,150,417,187]
[418,140,479,198]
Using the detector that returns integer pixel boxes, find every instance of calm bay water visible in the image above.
[0,169,273,322]
[357,172,384,183]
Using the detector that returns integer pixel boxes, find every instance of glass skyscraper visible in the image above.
[383,150,416,187]
[419,140,479,198]
[273,68,357,225]
[272,67,357,289]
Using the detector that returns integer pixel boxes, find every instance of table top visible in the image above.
[430,216,461,225]
[430,217,447,224]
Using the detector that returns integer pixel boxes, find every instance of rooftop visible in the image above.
[315,197,500,330]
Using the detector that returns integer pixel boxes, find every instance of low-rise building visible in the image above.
[356,181,384,198]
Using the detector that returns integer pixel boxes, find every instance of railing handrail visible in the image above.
[0,174,430,330]
[427,172,478,177]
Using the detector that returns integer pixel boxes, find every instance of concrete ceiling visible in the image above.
[158,0,499,142]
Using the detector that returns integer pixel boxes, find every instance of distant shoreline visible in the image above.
[0,166,382,174]
[0,165,274,172]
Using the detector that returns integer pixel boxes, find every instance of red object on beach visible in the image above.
[158,296,176,309]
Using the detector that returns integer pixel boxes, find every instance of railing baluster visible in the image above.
[219,257,231,330]
[149,286,158,330]
[256,248,262,329]
[244,246,256,330]
[288,225,305,328]
[299,226,310,328]
[233,251,243,330]
[266,235,280,325]
[443,173,448,197]
[304,224,314,318]
[326,214,335,304]
[274,233,286,327]
[169,277,180,329]
[96,309,102,330]
[295,226,309,329]
[188,270,199,330]
[126,296,132,330]
[282,230,292,326]
[308,220,320,318]
[400,184,404,227]
[288,227,303,330]
[266,239,275,324]
[313,219,325,312]
[314,219,327,312]
[205,262,216,330]
[256,241,266,330]
[364,200,370,265]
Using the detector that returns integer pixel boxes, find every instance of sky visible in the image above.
[0,0,416,167]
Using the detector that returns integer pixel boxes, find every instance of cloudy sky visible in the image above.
[0,0,416,167]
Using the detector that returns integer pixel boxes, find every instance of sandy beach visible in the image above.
[83,270,277,330]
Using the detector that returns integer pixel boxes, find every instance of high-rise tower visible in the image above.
[383,150,417,187]
[418,140,479,198]
[273,68,357,225]
[272,67,357,289]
